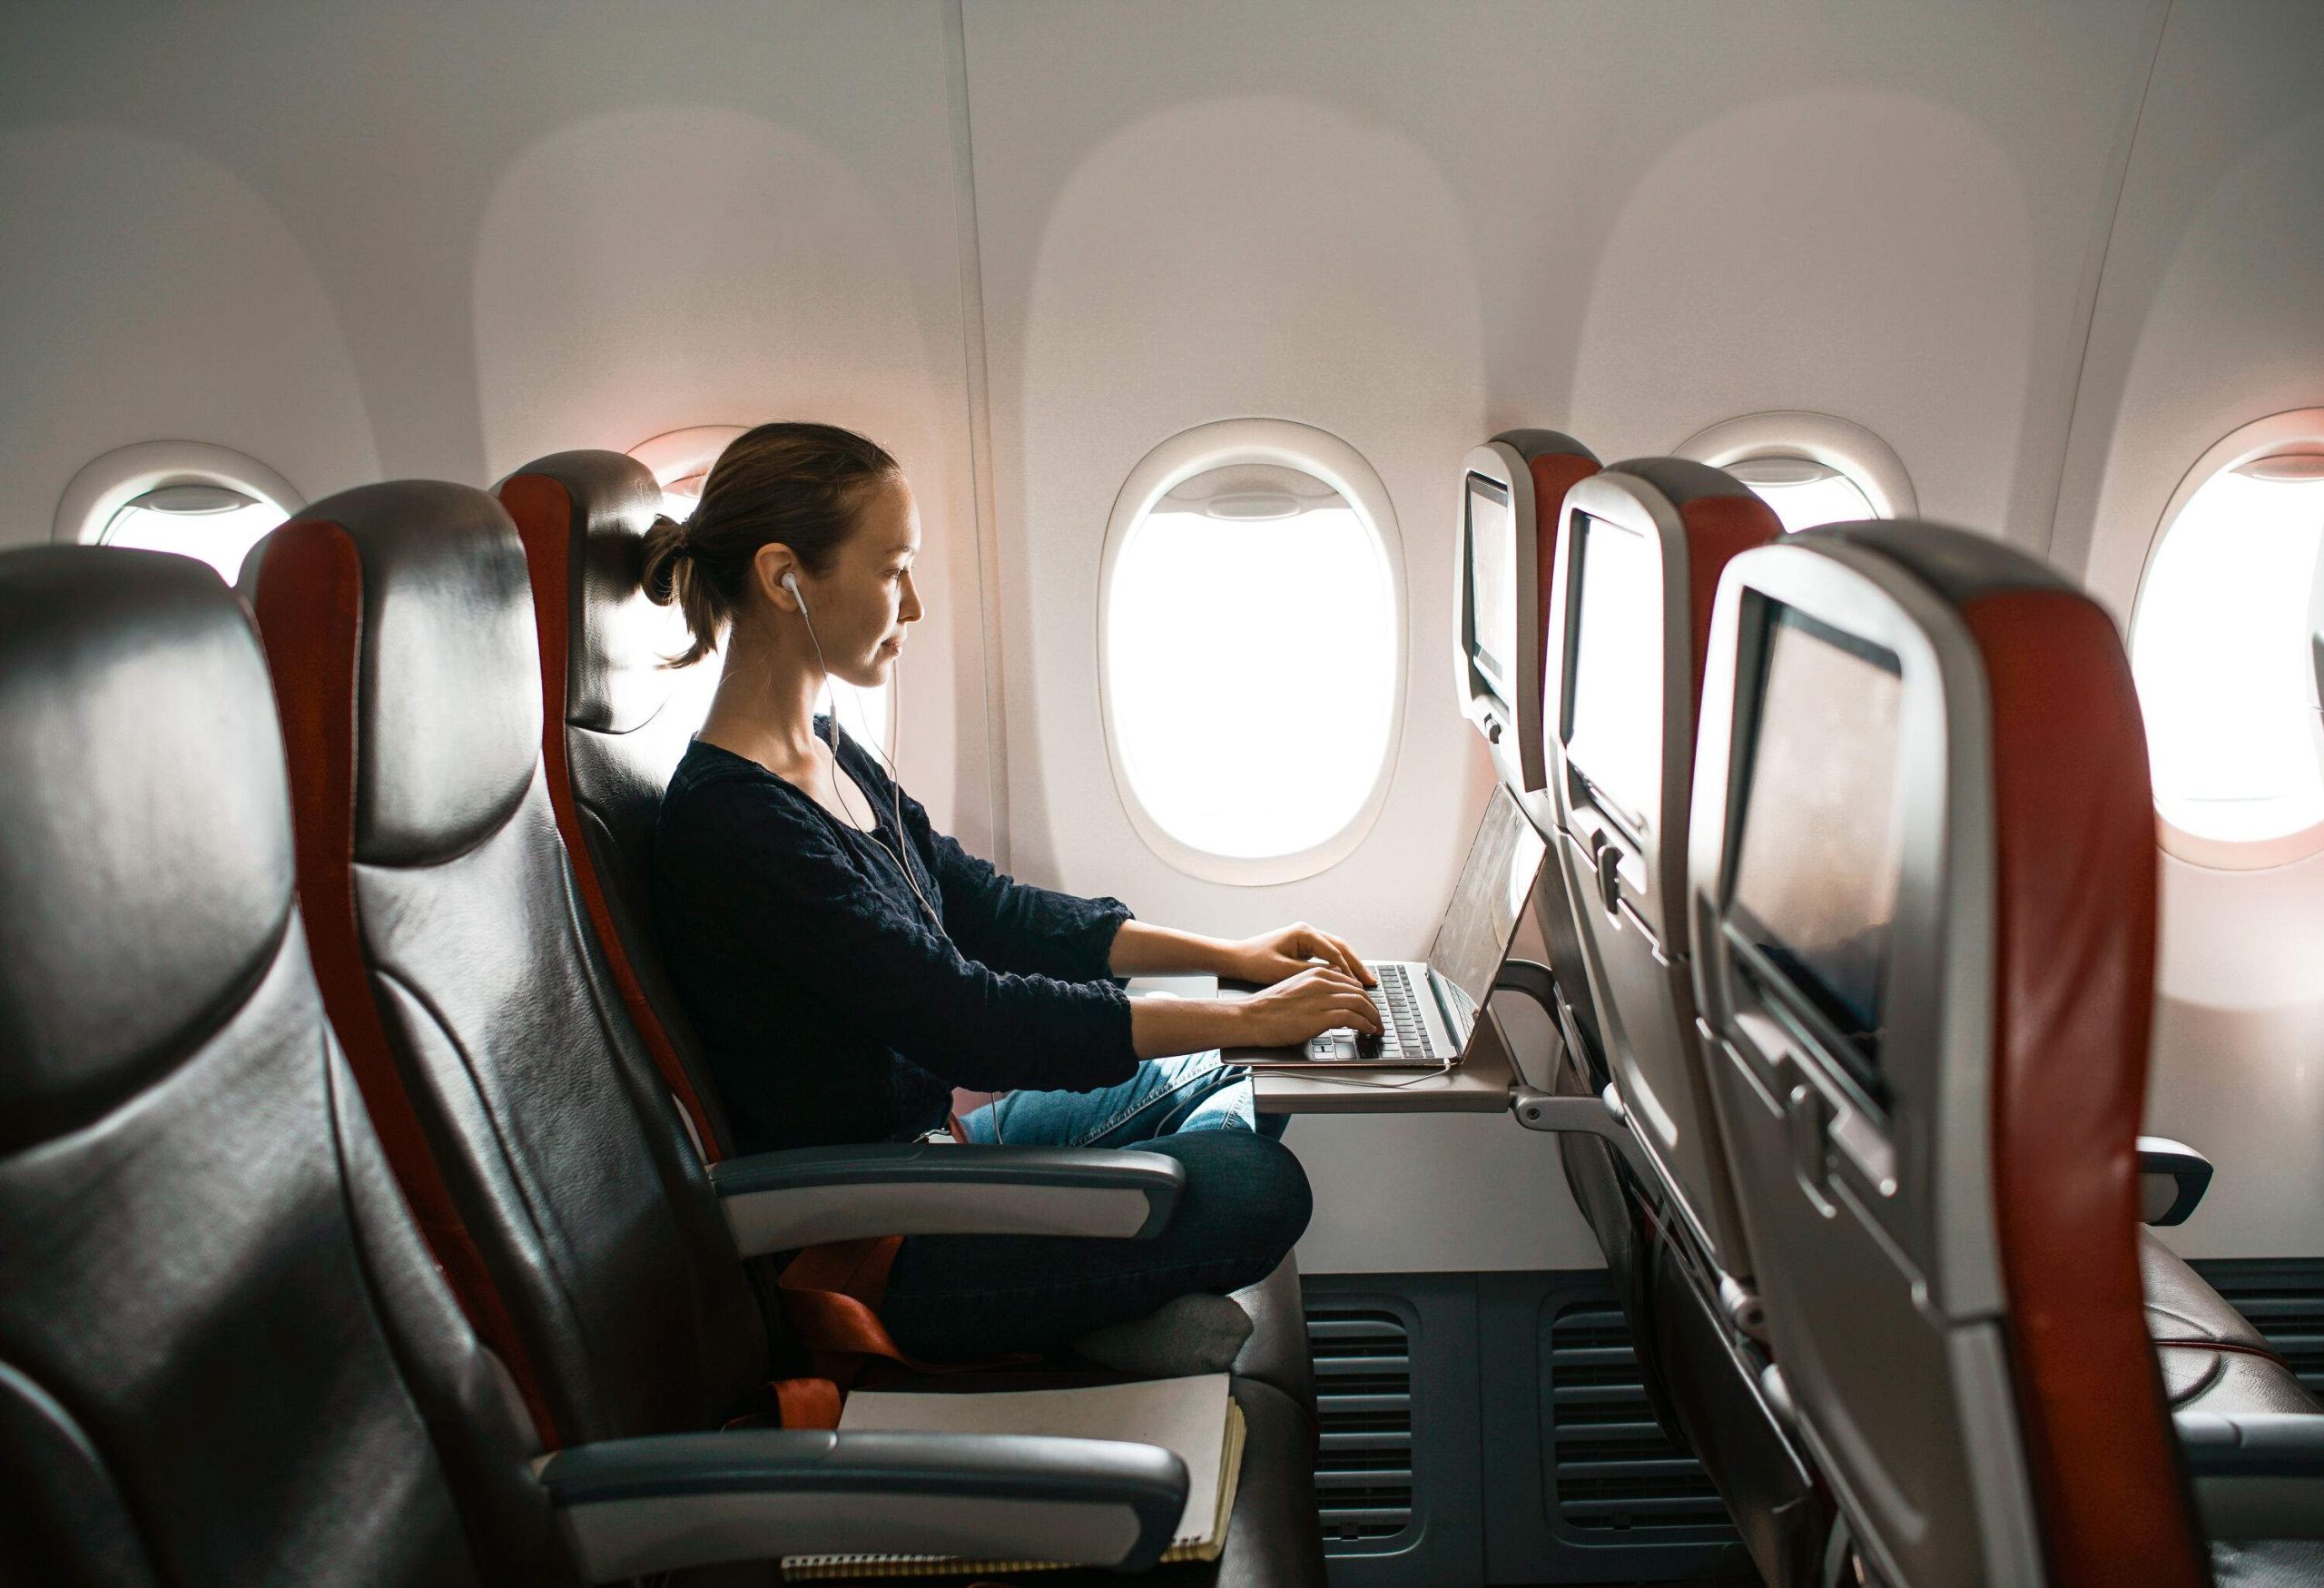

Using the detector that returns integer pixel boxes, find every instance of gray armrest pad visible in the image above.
[2177,1411,2324,1540]
[709,1143,1185,1255]
[539,1428,1188,1582]
[2140,1135,2213,1227]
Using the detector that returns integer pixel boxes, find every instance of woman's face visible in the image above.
[802,473,923,688]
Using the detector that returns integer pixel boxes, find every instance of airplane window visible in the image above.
[630,429,888,753]
[1674,412,1915,530]
[1723,456,1879,534]
[1104,459,1397,863]
[100,483,289,585]
[2131,447,2324,848]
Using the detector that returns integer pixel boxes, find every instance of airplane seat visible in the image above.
[0,546,571,1583]
[1477,429,1672,1435]
[2143,1231,2320,1415]
[496,449,732,1161]
[245,480,771,1447]
[0,545,1226,1584]
[494,449,1315,1419]
[1538,457,1824,1582]
[246,480,1325,1587]
[1688,519,2316,1586]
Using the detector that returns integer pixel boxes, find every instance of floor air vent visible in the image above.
[1305,1307,1414,1547]
[2192,1258,2324,1399]
[1546,1300,1738,1539]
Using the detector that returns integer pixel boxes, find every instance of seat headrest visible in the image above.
[0,547,294,1150]
[495,449,682,735]
[1793,518,2078,606]
[1588,459,1784,724]
[246,480,541,866]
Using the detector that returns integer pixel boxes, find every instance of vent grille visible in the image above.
[1307,1307,1413,1546]
[2193,1259,2324,1399]
[1547,1301,1737,1537]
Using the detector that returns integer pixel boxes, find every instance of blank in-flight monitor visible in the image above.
[1464,473,1515,701]
[1728,604,1906,1078]
[1562,512,1662,838]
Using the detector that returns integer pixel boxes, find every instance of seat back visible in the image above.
[1474,429,1608,1067]
[496,449,733,1160]
[1544,459,1777,1283]
[0,547,564,1584]
[246,483,769,1451]
[1688,522,2201,1587]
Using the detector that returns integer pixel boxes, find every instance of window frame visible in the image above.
[55,441,303,577]
[2130,408,2324,871]
[1673,410,1917,526]
[1095,418,1408,885]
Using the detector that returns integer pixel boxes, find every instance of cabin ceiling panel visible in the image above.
[0,123,376,550]
[0,0,993,834]
[1569,89,2034,537]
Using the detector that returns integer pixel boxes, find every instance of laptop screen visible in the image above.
[1426,784,1549,1031]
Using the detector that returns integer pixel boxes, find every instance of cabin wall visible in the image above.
[5,0,2321,1267]
[2051,0,2324,1258]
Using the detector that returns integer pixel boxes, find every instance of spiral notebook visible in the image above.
[782,1374,1246,1580]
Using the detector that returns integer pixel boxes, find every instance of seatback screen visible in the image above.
[1563,513,1661,836]
[1729,605,1905,1075]
[1465,474,1515,701]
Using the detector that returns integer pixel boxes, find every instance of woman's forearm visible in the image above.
[1107,920,1239,979]
[1128,995,1249,1060]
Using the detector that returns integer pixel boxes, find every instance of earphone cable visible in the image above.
[790,577,1001,1142]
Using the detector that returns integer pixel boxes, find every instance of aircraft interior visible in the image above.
[7,3,2324,1585]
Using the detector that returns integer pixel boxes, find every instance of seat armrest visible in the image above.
[538,1428,1188,1582]
[2141,1136,2213,1227]
[709,1143,1185,1255]
[2176,1411,2324,1541]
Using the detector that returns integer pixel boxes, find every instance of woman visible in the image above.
[648,421,1384,1363]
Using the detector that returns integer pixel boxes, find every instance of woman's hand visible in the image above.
[1231,965,1383,1048]
[1223,922,1375,989]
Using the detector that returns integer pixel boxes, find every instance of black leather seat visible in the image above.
[2142,1230,2319,1417]
[497,448,1314,1419]
[0,547,570,1583]
[0,544,1275,1583]
[244,481,1324,1587]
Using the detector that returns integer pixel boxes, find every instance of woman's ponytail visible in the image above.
[639,513,722,668]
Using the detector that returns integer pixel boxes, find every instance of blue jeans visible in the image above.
[879,1053,1309,1362]
[957,1049,1291,1146]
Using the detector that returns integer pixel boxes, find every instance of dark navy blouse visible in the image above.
[651,725,1138,1154]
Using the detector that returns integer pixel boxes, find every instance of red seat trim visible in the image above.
[1965,588,2204,1588]
[251,520,563,1447]
[498,471,728,1162]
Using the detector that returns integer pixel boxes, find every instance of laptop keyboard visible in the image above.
[1308,962,1429,1060]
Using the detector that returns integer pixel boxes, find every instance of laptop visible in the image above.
[1218,785,1548,1069]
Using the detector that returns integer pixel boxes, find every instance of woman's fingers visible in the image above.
[1322,932,1373,986]
[1290,923,1372,986]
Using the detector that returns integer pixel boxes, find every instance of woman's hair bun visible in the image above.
[638,513,691,607]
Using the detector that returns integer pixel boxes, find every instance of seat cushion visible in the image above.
[1226,1257,1315,1423]
[2142,1229,2319,1415]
